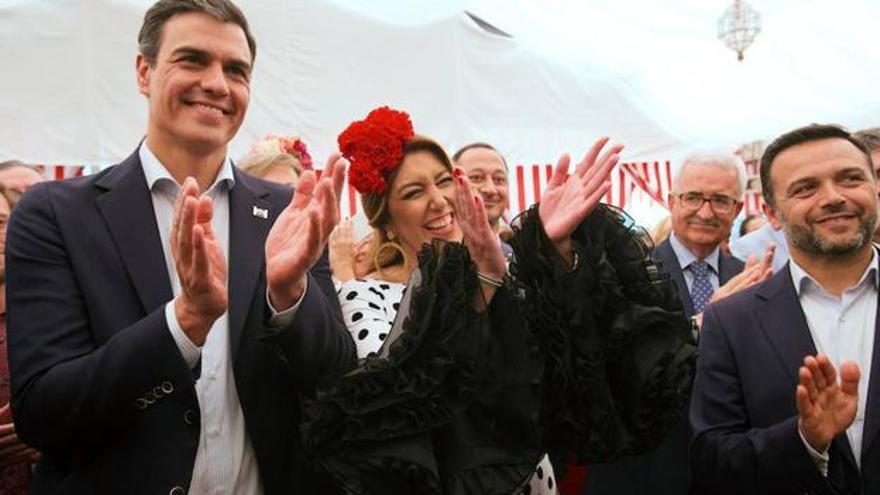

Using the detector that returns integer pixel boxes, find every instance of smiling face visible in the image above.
[385,150,462,258]
[668,162,742,257]
[766,138,879,260]
[136,11,252,157]
[456,147,508,225]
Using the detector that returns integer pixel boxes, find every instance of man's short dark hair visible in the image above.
[854,127,880,153]
[0,160,40,173]
[760,124,874,207]
[138,0,257,66]
[452,142,508,170]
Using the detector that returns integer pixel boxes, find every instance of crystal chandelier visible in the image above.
[718,0,761,61]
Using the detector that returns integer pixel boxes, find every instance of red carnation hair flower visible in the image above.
[338,106,414,194]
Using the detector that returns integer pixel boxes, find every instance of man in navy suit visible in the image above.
[5,1,354,493]
[587,152,772,494]
[691,124,880,494]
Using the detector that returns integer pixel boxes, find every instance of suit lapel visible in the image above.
[95,151,173,313]
[755,267,818,384]
[654,240,695,316]
[227,170,272,356]
[860,297,880,457]
[755,266,858,468]
[718,252,744,285]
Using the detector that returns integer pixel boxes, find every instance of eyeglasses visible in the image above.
[677,192,739,213]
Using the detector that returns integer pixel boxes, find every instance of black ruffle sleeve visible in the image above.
[301,241,543,494]
[509,204,696,464]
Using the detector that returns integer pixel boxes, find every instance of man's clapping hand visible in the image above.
[171,178,228,346]
[797,354,860,453]
[265,154,346,311]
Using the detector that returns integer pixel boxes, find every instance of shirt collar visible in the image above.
[669,232,720,273]
[138,141,235,194]
[790,247,879,296]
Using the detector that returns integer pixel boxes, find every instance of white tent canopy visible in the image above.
[2,0,879,227]
[0,0,692,167]
[8,0,879,165]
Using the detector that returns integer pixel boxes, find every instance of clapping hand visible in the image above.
[709,243,775,304]
[171,178,228,346]
[539,137,623,266]
[266,154,346,310]
[329,218,357,282]
[797,354,860,453]
[452,169,506,281]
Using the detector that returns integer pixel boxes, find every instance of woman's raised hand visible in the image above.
[452,169,507,281]
[539,137,623,264]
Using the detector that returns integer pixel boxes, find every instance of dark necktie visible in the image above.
[689,260,714,313]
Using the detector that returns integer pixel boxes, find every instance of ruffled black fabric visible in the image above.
[301,205,695,493]
[301,241,543,494]
[509,204,696,464]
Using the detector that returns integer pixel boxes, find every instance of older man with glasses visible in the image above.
[586,151,773,495]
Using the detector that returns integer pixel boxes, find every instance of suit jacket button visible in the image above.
[184,409,197,426]
[162,381,174,394]
[135,398,149,410]
[169,486,186,495]
[153,386,164,397]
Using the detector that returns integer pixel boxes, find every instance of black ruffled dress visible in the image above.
[301,205,696,494]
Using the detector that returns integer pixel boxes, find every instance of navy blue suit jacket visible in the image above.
[690,264,880,494]
[585,238,744,495]
[652,238,746,318]
[6,151,355,494]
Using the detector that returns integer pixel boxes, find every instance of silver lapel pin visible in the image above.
[252,205,268,219]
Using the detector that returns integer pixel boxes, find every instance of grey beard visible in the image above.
[782,210,877,257]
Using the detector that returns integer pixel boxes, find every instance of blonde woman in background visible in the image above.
[651,215,673,245]
[239,134,312,186]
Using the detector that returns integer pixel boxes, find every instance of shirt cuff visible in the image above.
[798,423,830,477]
[266,276,308,328]
[164,301,202,368]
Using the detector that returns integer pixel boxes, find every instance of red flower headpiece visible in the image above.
[338,106,415,194]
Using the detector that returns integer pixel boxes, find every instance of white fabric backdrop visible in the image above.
[3,0,879,229]
[0,0,685,167]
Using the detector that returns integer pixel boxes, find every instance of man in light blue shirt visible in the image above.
[691,124,879,494]
[730,220,790,272]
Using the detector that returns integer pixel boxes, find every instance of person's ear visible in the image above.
[135,54,151,97]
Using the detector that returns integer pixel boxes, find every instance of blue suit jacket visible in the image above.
[6,150,355,494]
[585,238,744,495]
[652,238,746,318]
[690,264,880,494]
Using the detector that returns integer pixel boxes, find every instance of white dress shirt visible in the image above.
[790,250,877,474]
[140,143,302,494]
[729,222,790,273]
[668,233,721,292]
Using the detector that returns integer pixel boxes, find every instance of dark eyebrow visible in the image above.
[395,180,423,196]
[835,166,869,178]
[225,59,252,75]
[396,170,451,195]
[170,46,208,59]
[785,177,817,193]
[171,46,252,74]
